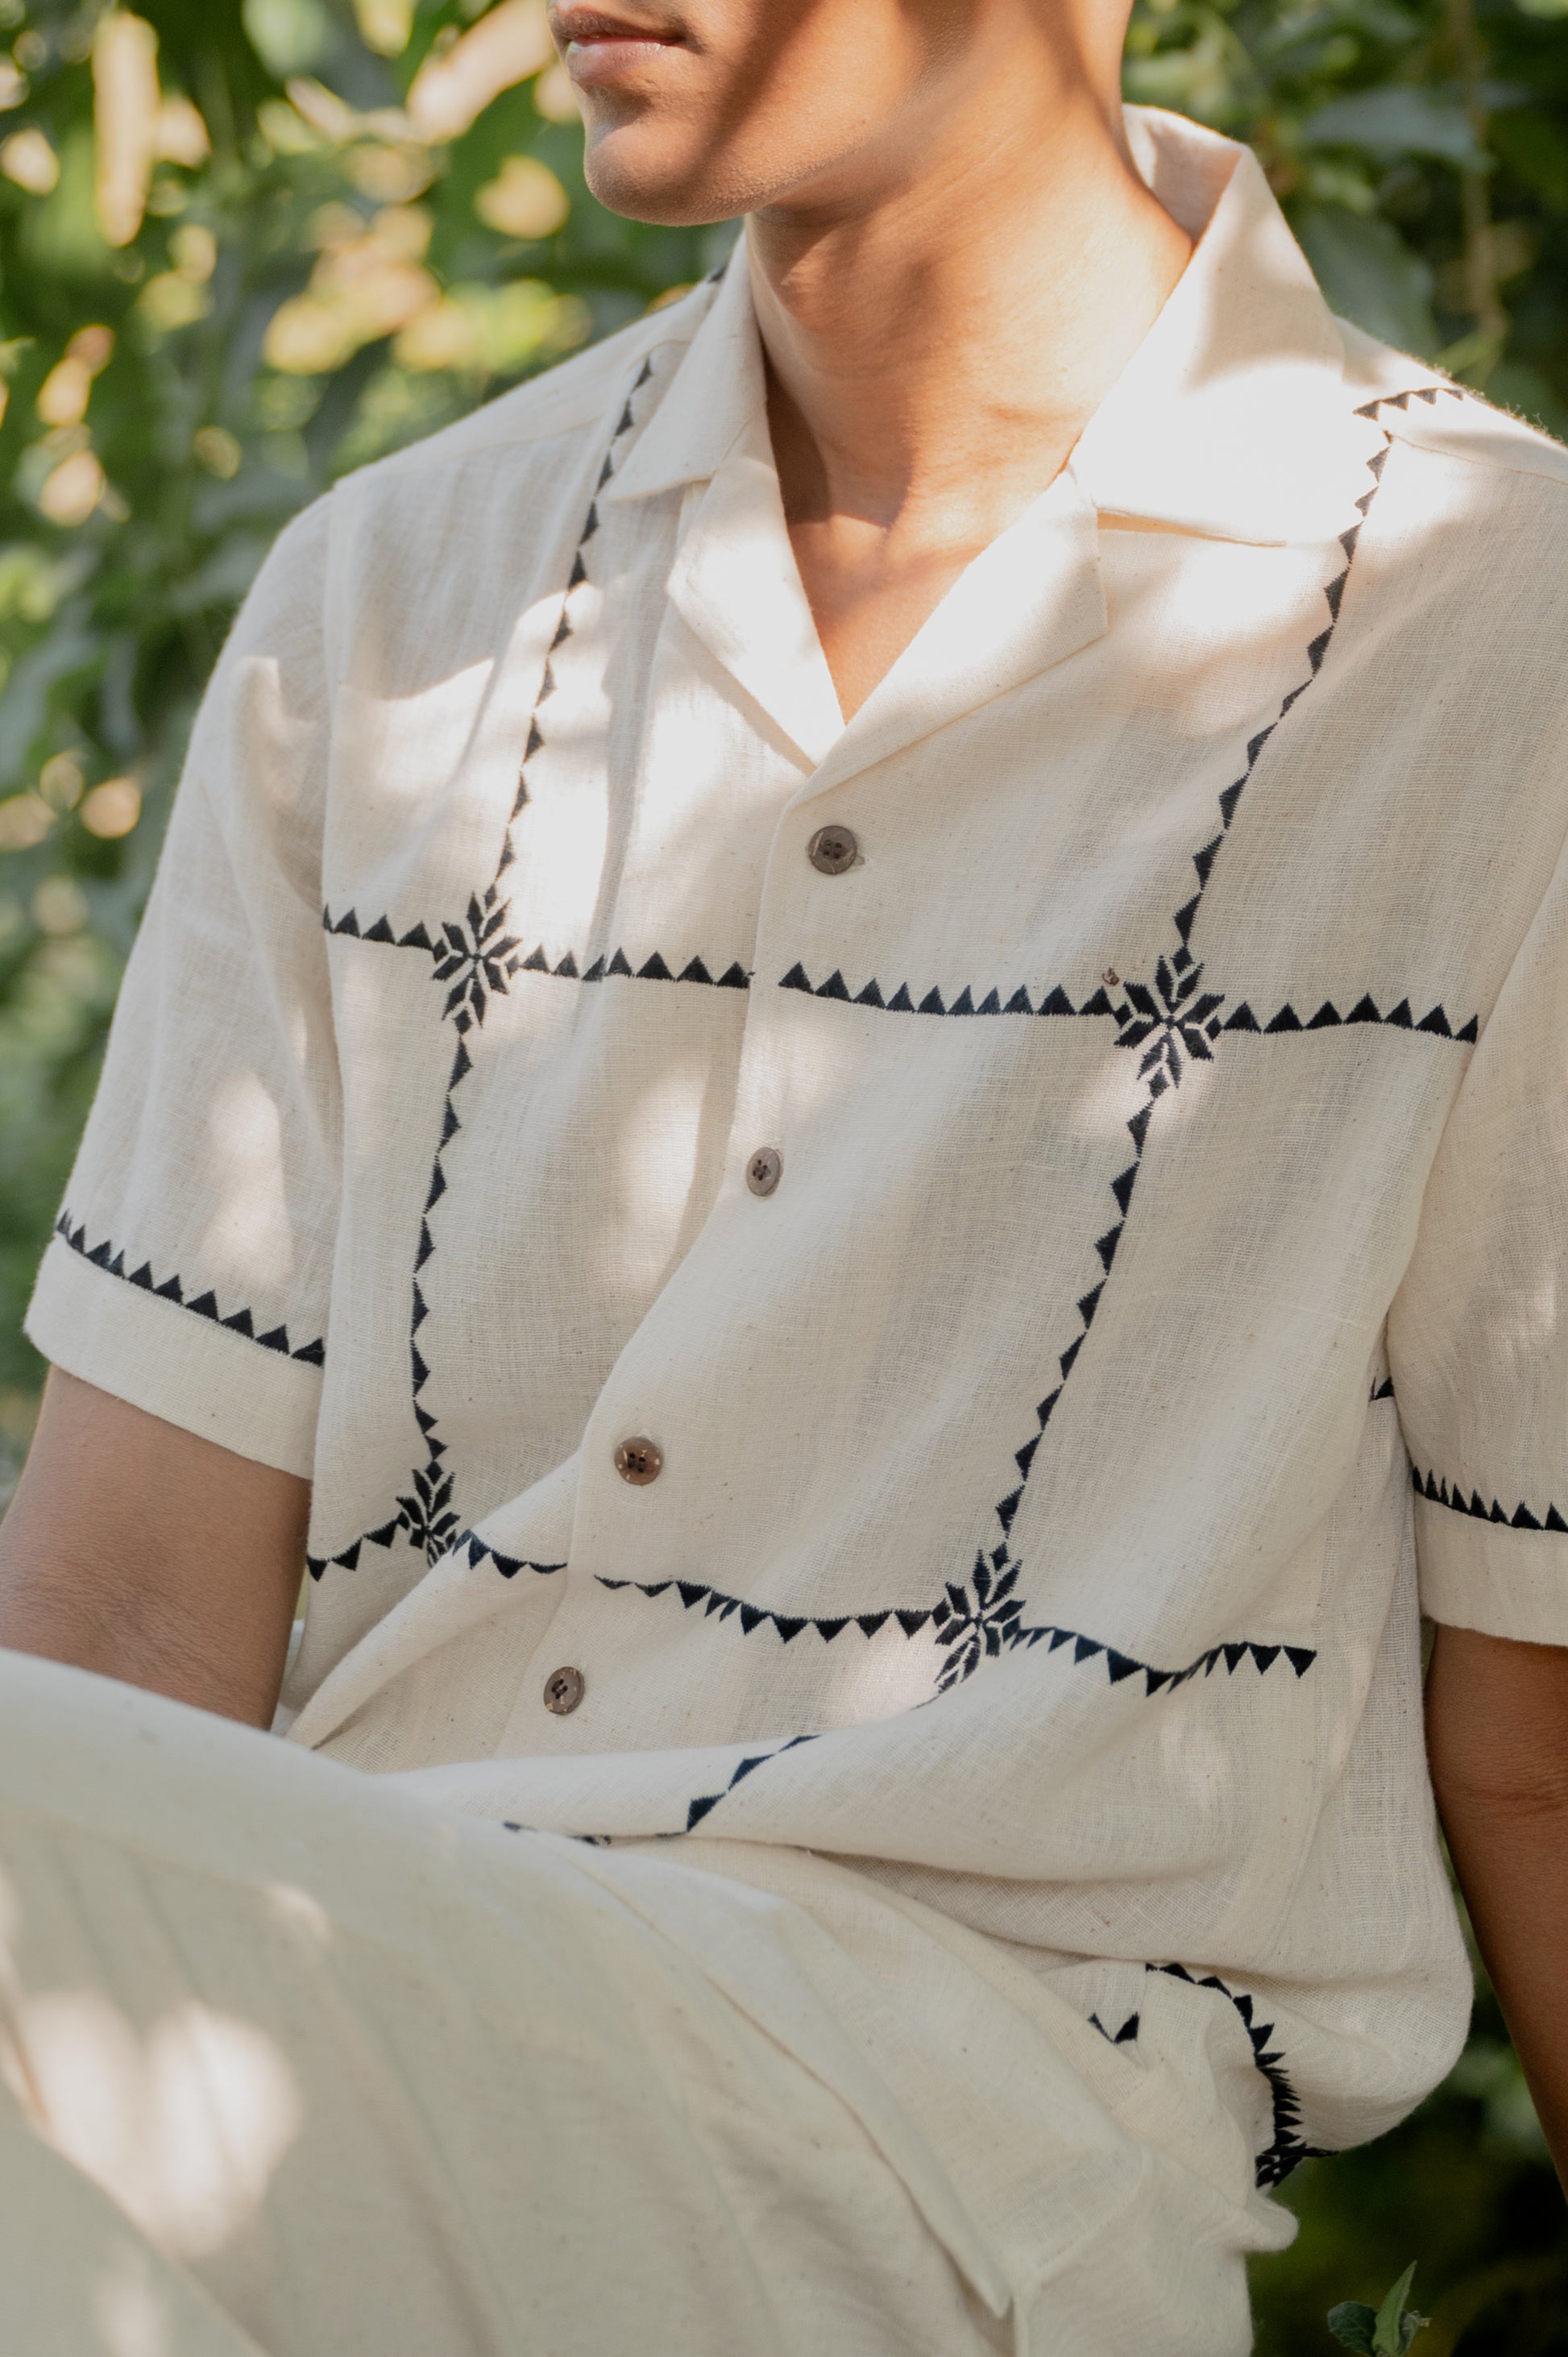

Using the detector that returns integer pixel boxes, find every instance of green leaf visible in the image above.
[1373,2264,1421,2355]
[1328,2302,1379,2353]
[1292,206,1437,355]
[1301,86,1487,168]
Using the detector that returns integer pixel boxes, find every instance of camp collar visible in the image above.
[608,106,1400,550]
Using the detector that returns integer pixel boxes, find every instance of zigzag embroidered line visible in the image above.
[1008,1618,1317,1696]
[779,963,1102,1019]
[595,1571,1315,1699]
[1356,384,1467,421]
[1222,994,1476,1043]
[1150,390,1438,983]
[597,1573,938,1643]
[1410,1464,1568,1533]
[776,961,1475,1049]
[374,352,659,1570]
[322,915,752,994]
[305,1513,567,1581]
[53,1212,325,1367]
[1149,1962,1329,2187]
[680,1732,819,1832]
[944,395,1414,1684]
[1089,2011,1141,2044]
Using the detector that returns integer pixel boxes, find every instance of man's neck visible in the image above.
[745,46,1192,717]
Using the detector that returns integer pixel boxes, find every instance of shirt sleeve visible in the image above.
[24,496,340,1479]
[1388,816,1568,1645]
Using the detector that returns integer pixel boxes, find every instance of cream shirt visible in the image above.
[30,107,1568,2235]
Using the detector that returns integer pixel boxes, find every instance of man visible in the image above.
[0,0,1564,2347]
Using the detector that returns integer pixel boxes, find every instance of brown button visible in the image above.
[746,1145,782,1197]
[807,823,858,876]
[542,1665,585,1716]
[614,1435,662,1485]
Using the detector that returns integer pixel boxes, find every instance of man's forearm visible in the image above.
[0,1370,309,1728]
[1426,1622,1568,2185]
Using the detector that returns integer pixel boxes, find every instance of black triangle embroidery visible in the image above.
[637,952,673,981]
[886,983,915,1011]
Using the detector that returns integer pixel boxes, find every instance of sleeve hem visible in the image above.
[25,1235,321,1480]
[1414,1494,1568,1645]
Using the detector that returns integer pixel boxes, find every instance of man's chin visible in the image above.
[583,130,746,228]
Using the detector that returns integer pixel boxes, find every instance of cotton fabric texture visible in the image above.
[26,99,1568,2299]
[0,1649,1268,2357]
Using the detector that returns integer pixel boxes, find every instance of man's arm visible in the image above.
[1425,1622,1568,2185]
[0,1367,308,1728]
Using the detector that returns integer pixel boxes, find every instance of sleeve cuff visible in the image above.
[25,1233,321,1479]
[1415,1492,1568,1645]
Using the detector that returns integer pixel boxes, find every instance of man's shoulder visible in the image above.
[338,280,714,496]
[1338,318,1568,500]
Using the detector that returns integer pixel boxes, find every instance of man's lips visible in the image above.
[552,6,687,78]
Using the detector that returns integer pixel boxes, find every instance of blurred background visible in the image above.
[0,0,1561,2344]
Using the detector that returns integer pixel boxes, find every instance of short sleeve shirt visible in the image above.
[29,107,1568,2203]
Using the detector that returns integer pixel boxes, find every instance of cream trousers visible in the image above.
[0,1650,1263,2357]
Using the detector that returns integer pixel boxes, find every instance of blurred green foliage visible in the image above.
[0,0,1561,2345]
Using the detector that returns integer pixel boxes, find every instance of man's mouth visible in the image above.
[550,6,688,84]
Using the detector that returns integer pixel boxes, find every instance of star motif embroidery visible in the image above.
[395,1459,461,1564]
[931,1551,1025,1690]
[431,886,521,1026]
[1114,956,1225,1089]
